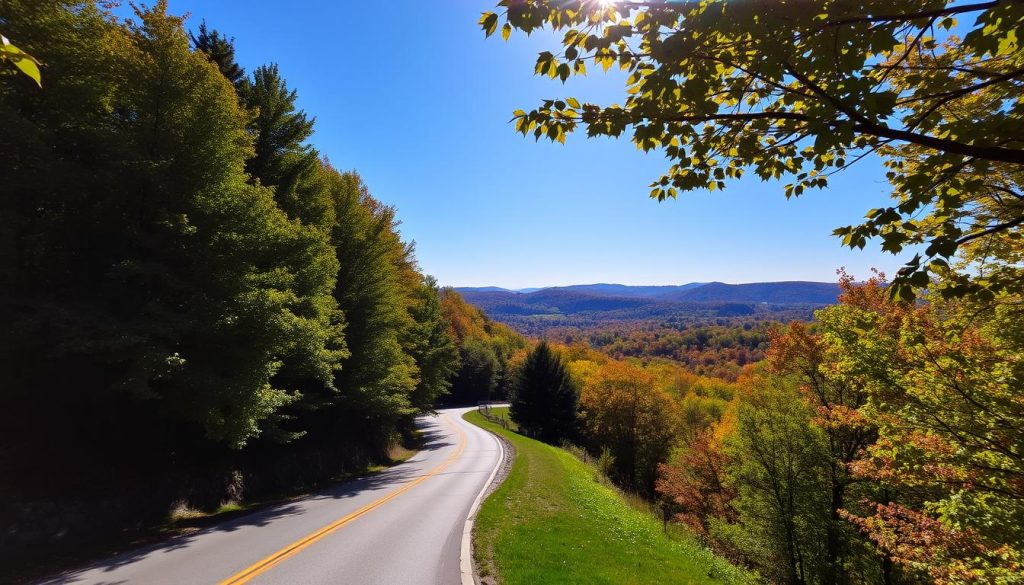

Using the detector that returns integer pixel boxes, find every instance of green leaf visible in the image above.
[1,36,42,87]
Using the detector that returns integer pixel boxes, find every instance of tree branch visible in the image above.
[955,215,1024,246]
[819,1,1006,28]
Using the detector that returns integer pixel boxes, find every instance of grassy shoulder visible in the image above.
[464,408,752,585]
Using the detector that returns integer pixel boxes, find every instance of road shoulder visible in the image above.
[462,409,516,585]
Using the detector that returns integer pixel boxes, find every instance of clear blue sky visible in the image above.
[123,1,907,288]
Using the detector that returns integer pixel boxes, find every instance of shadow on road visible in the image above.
[37,415,456,584]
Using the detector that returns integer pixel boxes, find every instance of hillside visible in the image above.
[666,281,842,304]
[453,281,839,337]
[466,408,750,585]
[543,283,707,298]
[456,281,840,315]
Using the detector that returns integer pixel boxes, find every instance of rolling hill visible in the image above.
[665,281,842,304]
[455,281,840,315]
[452,281,840,336]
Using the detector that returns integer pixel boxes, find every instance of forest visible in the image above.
[2,1,1023,584]
[483,1,1024,583]
[0,0,517,570]
[503,270,1023,585]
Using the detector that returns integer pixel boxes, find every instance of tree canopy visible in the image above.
[0,2,461,552]
[482,0,1024,300]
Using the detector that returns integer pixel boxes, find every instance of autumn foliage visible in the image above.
[579,361,679,495]
[650,271,1024,584]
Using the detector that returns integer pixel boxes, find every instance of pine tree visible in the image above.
[243,64,316,189]
[190,21,246,91]
[510,341,579,443]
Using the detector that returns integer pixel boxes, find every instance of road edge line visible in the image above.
[460,410,505,585]
[219,414,468,585]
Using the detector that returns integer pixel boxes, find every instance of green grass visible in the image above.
[465,408,753,585]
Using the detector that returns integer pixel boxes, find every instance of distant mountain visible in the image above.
[454,286,515,293]
[455,281,839,310]
[453,281,840,335]
[666,281,841,304]
[451,286,545,294]
[545,283,707,298]
[457,288,658,315]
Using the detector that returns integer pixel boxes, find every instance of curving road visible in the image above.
[40,407,502,585]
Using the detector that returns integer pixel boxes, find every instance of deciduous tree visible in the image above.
[482,0,1024,299]
[580,361,679,494]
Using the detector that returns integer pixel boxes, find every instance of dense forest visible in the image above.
[3,1,1022,584]
[503,270,1023,585]
[561,320,774,381]
[0,1,518,569]
[460,286,821,380]
[485,0,1024,582]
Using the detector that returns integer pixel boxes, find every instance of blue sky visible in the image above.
[124,1,906,288]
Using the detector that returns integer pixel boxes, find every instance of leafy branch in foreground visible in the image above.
[481,0,1024,301]
[0,34,41,86]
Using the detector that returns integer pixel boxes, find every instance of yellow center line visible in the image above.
[218,414,468,585]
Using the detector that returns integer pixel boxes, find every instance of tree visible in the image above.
[438,287,528,403]
[190,21,246,91]
[0,0,348,449]
[243,63,316,189]
[579,361,679,494]
[656,418,737,549]
[724,378,832,585]
[767,315,879,585]
[449,338,500,404]
[819,275,1024,583]
[510,341,579,443]
[290,168,418,451]
[0,1,469,560]
[404,275,460,411]
[482,0,1024,299]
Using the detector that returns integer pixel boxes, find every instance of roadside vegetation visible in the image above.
[482,276,1024,585]
[466,407,751,585]
[3,2,1022,585]
[481,2,1024,583]
[0,2,521,578]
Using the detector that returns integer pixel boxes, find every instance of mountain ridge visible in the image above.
[451,281,840,337]
[453,280,840,304]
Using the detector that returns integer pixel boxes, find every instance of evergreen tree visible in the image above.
[243,63,316,189]
[189,21,246,91]
[0,0,344,449]
[510,341,579,443]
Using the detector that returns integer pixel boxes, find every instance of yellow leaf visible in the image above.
[1,37,42,87]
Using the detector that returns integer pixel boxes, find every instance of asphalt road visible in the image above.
[40,407,503,585]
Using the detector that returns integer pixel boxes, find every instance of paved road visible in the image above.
[41,407,502,585]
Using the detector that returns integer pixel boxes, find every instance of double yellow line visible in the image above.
[219,414,468,585]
